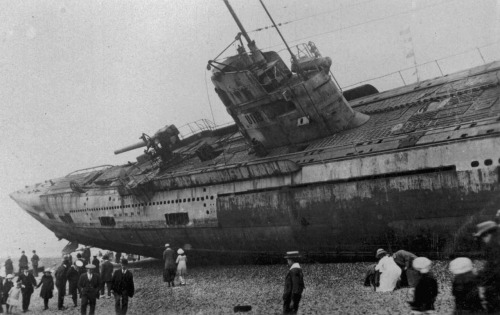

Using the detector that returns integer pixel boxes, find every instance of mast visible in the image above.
[222,0,265,64]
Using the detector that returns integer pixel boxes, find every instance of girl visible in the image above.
[6,281,21,314]
[176,249,187,285]
[37,268,54,310]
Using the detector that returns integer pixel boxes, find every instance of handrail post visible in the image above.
[398,71,406,86]
[477,47,486,64]
[435,60,444,76]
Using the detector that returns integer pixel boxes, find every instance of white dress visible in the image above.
[375,256,402,292]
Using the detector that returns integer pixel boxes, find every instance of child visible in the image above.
[409,257,438,314]
[449,257,482,313]
[1,274,14,313]
[176,249,188,285]
[6,281,21,314]
[36,268,54,310]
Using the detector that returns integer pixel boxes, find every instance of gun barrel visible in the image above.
[114,141,147,155]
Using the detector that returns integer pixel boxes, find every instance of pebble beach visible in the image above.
[1,257,463,314]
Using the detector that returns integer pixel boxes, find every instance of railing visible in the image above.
[176,119,217,140]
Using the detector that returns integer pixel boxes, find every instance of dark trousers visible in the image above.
[81,295,96,315]
[57,287,65,308]
[43,297,49,309]
[21,291,32,311]
[100,281,112,296]
[283,294,301,314]
[0,301,3,313]
[114,291,129,315]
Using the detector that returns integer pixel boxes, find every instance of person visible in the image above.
[4,258,13,278]
[55,258,69,310]
[374,249,401,292]
[6,282,21,314]
[77,253,86,266]
[30,250,40,278]
[163,244,176,287]
[82,247,91,266]
[449,257,483,314]
[176,249,187,286]
[100,255,114,298]
[282,251,305,314]
[78,264,101,315]
[67,260,83,308]
[363,264,380,291]
[409,257,438,314]
[18,251,28,273]
[474,220,500,312]
[36,268,54,311]
[111,259,135,315]
[18,267,37,312]
[2,274,14,313]
[0,273,3,314]
[92,255,100,275]
[393,249,418,287]
[115,252,122,264]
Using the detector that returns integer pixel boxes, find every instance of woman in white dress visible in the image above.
[176,249,187,286]
[375,248,402,292]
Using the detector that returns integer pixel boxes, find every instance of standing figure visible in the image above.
[91,256,100,275]
[82,247,91,266]
[67,260,83,308]
[409,257,438,314]
[18,251,28,273]
[111,259,135,315]
[449,257,483,313]
[393,249,418,287]
[474,220,500,312]
[0,274,3,314]
[100,255,114,298]
[36,268,54,311]
[2,274,14,313]
[78,264,101,315]
[4,257,13,276]
[375,249,402,292]
[162,244,176,287]
[55,259,69,310]
[115,252,122,264]
[6,282,22,314]
[18,267,37,312]
[176,249,187,286]
[31,250,40,278]
[282,251,305,314]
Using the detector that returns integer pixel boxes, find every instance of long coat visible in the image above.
[37,274,54,299]
[163,248,176,269]
[283,266,305,300]
[111,269,135,297]
[78,273,101,300]
[18,272,37,295]
[410,273,438,312]
[92,257,100,274]
[100,260,114,282]
[2,280,13,304]
[19,254,28,270]
[4,259,13,275]
[55,263,68,294]
[66,265,80,294]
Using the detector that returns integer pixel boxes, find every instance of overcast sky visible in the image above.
[0,0,499,260]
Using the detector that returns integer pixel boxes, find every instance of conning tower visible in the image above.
[209,0,369,151]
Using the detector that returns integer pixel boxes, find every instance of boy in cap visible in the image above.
[474,220,500,312]
[449,257,482,313]
[78,264,101,315]
[36,268,54,310]
[409,257,438,314]
[283,251,305,314]
[111,259,135,315]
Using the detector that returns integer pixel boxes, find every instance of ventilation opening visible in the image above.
[164,213,189,226]
[98,216,116,226]
[59,214,74,224]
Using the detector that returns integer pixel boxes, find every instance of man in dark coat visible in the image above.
[31,250,40,277]
[393,249,418,287]
[78,264,101,315]
[474,221,500,312]
[283,251,305,314]
[100,255,114,298]
[67,260,83,307]
[18,268,37,312]
[4,256,13,276]
[91,255,100,275]
[55,259,69,310]
[18,251,28,273]
[111,259,135,315]
[82,247,91,265]
[162,244,176,287]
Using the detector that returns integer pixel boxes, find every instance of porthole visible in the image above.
[201,197,204,201]
[485,159,493,166]
[471,161,479,167]
[188,198,191,202]
[109,197,111,201]
[206,210,209,215]
[167,201,170,204]
[197,197,200,201]
[210,196,214,200]
[183,199,186,202]
[203,188,206,192]
[204,203,206,207]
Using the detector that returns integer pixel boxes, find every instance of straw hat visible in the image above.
[449,257,473,275]
[375,248,387,259]
[473,221,497,237]
[177,249,184,255]
[413,257,432,273]
[75,260,84,267]
[85,264,96,269]
[284,251,301,259]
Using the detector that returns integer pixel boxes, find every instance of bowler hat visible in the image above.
[85,264,96,269]
[284,251,301,259]
[375,248,387,258]
[413,257,432,273]
[449,257,473,275]
[473,221,497,237]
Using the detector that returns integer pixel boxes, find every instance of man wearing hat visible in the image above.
[55,258,69,310]
[111,259,135,315]
[449,257,483,312]
[474,220,500,312]
[67,260,83,308]
[91,255,100,276]
[78,264,101,315]
[4,256,13,276]
[18,251,28,274]
[30,250,40,278]
[283,251,305,314]
[100,255,114,298]
[163,244,176,287]
[18,267,37,312]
